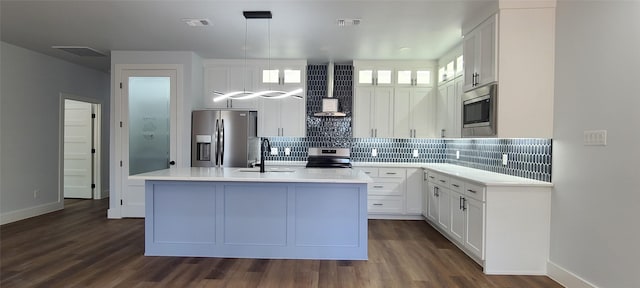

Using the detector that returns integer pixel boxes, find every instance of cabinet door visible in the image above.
[204,66,232,109]
[205,65,259,110]
[436,84,449,138]
[353,87,374,138]
[427,183,438,223]
[478,15,497,86]
[450,78,463,138]
[411,88,435,138]
[437,185,451,231]
[422,173,429,217]
[259,99,281,137]
[449,192,465,244]
[405,169,423,215]
[393,88,412,138]
[280,97,306,137]
[462,31,478,92]
[465,197,485,260]
[373,87,394,138]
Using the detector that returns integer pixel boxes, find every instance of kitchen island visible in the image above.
[130,167,370,260]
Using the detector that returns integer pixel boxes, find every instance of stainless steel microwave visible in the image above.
[462,83,497,137]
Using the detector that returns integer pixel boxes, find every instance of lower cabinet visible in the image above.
[358,167,423,219]
[423,167,551,275]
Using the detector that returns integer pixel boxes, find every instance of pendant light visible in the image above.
[213,11,303,102]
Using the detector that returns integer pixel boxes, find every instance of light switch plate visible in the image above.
[584,130,607,146]
[456,150,460,159]
[284,147,291,156]
[270,147,278,155]
[371,148,378,157]
[502,154,508,166]
[413,149,419,158]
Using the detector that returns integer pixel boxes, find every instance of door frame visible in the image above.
[109,64,184,219]
[59,93,103,204]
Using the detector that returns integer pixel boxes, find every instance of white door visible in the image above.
[121,69,177,217]
[64,99,93,199]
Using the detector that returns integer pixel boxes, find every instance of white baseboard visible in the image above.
[0,201,63,225]
[94,189,109,200]
[547,260,598,288]
[368,214,424,220]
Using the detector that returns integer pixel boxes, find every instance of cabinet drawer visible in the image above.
[464,182,486,202]
[428,171,449,186]
[358,167,379,177]
[368,180,403,196]
[378,168,406,178]
[449,177,464,193]
[368,196,404,213]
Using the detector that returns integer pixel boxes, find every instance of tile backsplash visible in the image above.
[263,64,552,182]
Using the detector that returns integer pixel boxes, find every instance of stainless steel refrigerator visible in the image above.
[191,110,259,167]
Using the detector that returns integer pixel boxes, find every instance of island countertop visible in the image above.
[130,167,372,184]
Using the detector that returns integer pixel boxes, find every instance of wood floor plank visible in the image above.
[0,199,563,288]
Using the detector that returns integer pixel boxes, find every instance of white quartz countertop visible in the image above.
[130,167,371,184]
[420,163,553,187]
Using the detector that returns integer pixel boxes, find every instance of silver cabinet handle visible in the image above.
[452,184,460,188]
[373,203,383,206]
[429,176,435,179]
[373,185,384,188]
[386,172,397,175]
[467,189,477,194]
[439,180,446,183]
[364,171,371,174]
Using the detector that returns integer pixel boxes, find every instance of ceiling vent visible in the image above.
[181,18,212,27]
[52,46,107,57]
[337,19,361,27]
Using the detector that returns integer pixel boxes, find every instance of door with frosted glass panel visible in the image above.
[121,70,177,217]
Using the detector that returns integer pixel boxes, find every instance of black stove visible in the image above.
[305,148,352,168]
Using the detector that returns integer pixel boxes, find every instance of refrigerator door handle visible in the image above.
[220,119,225,166]
[215,119,220,166]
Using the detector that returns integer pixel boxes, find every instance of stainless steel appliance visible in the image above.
[462,83,497,137]
[306,148,352,168]
[191,110,259,167]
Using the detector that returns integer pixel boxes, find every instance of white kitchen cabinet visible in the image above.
[422,170,429,217]
[426,182,438,223]
[256,60,307,137]
[203,62,260,110]
[353,87,394,138]
[449,189,466,244]
[463,14,498,91]
[396,67,433,87]
[464,196,484,259]
[405,168,423,215]
[355,64,394,86]
[436,76,463,138]
[393,88,435,138]
[258,96,306,137]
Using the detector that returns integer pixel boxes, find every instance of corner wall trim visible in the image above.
[547,260,599,288]
[0,201,63,225]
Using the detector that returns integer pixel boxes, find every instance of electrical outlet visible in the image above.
[33,189,39,199]
[456,150,460,159]
[584,130,607,146]
[412,149,419,158]
[270,147,278,155]
[371,148,378,157]
[284,147,291,156]
[502,154,508,166]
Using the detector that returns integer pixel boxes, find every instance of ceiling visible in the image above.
[0,0,496,72]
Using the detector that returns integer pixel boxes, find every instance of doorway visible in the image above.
[60,94,102,200]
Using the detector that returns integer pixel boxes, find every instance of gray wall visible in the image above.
[0,41,110,223]
[551,1,640,287]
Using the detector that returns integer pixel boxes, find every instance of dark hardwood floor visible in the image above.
[1,198,562,288]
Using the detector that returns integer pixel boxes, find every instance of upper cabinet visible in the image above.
[203,60,260,110]
[258,60,306,89]
[393,87,436,138]
[355,64,394,86]
[463,14,498,92]
[396,66,433,88]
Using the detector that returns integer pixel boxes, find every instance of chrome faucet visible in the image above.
[260,138,271,173]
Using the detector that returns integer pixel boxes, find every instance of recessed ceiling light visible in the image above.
[52,46,106,57]
[181,18,211,27]
[337,19,361,27]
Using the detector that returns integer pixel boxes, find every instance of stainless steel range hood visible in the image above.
[314,63,347,117]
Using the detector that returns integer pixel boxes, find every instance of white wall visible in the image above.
[0,42,109,224]
[550,1,640,287]
[109,51,202,216]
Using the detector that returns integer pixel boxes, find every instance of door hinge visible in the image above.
[91,184,96,189]
[92,113,96,119]
[91,148,96,154]
[120,161,123,167]
[119,82,123,89]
